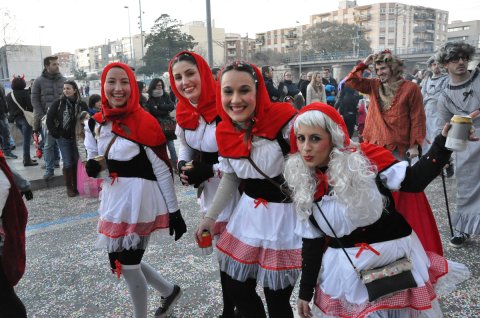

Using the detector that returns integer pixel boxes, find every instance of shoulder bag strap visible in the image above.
[247,157,292,199]
[104,135,118,159]
[313,201,359,276]
[10,92,29,115]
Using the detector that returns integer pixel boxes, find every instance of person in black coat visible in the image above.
[6,76,37,166]
[146,78,178,171]
[336,86,362,137]
[46,80,87,197]
[262,65,285,102]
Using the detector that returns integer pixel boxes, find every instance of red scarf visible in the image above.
[168,51,217,130]
[92,62,165,147]
[216,63,297,158]
[289,103,397,199]
[0,151,28,287]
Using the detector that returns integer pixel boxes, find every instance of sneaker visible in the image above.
[155,285,182,318]
[445,163,454,178]
[4,151,18,159]
[43,171,54,181]
[449,233,470,248]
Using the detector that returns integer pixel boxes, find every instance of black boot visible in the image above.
[23,156,39,167]
[63,168,77,197]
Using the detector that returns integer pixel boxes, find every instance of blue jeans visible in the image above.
[15,117,32,158]
[42,127,61,173]
[57,138,78,169]
[166,140,178,163]
[0,117,11,152]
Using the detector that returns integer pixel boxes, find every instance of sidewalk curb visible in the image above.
[30,175,65,191]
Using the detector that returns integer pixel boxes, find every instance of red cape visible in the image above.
[216,63,297,158]
[0,153,28,286]
[168,51,217,130]
[93,62,166,147]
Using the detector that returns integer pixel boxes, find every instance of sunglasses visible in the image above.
[448,56,470,63]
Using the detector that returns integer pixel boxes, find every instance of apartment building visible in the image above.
[255,24,308,54]
[447,20,480,49]
[225,33,256,63]
[181,21,225,66]
[256,1,448,55]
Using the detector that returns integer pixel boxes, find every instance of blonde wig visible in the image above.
[284,110,385,223]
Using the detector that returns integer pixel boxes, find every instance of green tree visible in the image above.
[139,14,197,75]
[303,21,371,55]
[73,69,87,80]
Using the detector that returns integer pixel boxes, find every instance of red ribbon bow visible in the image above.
[354,243,380,258]
[109,172,119,185]
[114,259,122,279]
[254,198,268,208]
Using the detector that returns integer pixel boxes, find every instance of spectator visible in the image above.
[299,72,312,101]
[87,94,101,115]
[322,68,338,106]
[0,83,17,159]
[46,81,87,197]
[261,65,285,102]
[306,71,326,105]
[145,78,178,172]
[136,81,148,109]
[336,86,362,137]
[31,56,64,180]
[283,71,301,97]
[6,76,38,166]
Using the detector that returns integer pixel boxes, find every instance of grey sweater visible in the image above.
[30,70,66,131]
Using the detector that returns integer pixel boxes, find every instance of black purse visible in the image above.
[313,202,417,302]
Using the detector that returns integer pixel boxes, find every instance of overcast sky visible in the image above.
[2,0,479,53]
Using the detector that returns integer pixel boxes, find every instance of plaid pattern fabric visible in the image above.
[216,231,302,271]
[98,214,169,238]
[314,250,449,317]
[345,63,426,155]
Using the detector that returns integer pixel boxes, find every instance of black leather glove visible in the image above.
[85,159,101,178]
[169,210,187,241]
[183,160,214,188]
[21,190,33,201]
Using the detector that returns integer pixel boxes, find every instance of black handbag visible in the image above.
[313,202,417,302]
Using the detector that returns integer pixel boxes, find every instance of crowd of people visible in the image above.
[0,41,479,318]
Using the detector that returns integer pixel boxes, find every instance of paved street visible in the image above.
[8,155,480,317]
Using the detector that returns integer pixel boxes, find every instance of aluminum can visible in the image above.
[445,115,473,152]
[198,230,213,255]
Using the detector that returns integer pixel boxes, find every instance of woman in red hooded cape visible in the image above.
[284,103,469,318]
[196,61,299,318]
[84,62,186,317]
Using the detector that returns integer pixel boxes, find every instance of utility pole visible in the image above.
[206,0,214,66]
[124,6,135,68]
[38,26,45,68]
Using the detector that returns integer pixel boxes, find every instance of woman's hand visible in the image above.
[297,299,312,318]
[195,217,215,243]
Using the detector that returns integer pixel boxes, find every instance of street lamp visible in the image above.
[124,6,135,68]
[296,21,302,75]
[138,0,144,67]
[38,26,45,68]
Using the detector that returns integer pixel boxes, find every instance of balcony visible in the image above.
[226,43,237,49]
[414,13,436,21]
[413,26,435,33]
[285,32,297,39]
[355,13,372,22]
[227,50,237,57]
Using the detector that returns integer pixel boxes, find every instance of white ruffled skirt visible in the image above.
[311,232,470,317]
[215,193,302,290]
[95,176,170,252]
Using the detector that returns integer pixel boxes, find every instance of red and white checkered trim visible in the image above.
[314,251,449,317]
[98,214,169,238]
[216,231,302,270]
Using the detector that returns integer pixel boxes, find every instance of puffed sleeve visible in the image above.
[145,147,179,213]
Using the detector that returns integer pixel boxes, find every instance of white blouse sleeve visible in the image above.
[379,161,409,191]
[0,169,11,212]
[295,217,324,239]
[176,126,195,162]
[84,121,98,160]
[145,147,179,213]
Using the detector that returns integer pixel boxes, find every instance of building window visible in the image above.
[389,8,396,14]
[388,20,395,27]
[380,21,386,28]
[448,26,470,32]
[380,8,386,14]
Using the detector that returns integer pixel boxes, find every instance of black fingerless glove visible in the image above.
[183,160,214,188]
[169,210,187,241]
[21,190,33,201]
[85,159,101,178]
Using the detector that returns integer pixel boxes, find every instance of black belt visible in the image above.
[243,177,291,203]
